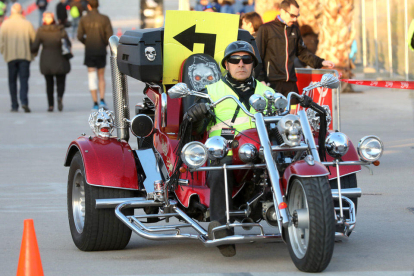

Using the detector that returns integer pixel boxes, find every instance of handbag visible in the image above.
[61,30,73,59]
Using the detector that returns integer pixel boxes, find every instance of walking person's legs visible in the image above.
[56,74,66,111]
[87,67,99,110]
[44,74,54,111]
[39,9,44,27]
[18,60,31,112]
[7,60,19,111]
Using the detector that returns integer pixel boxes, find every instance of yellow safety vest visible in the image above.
[206,79,274,139]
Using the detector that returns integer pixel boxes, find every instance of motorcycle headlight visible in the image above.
[277,114,302,146]
[325,132,349,158]
[205,136,228,160]
[249,94,266,112]
[181,142,208,169]
[357,136,384,162]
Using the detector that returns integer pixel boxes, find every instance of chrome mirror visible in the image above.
[168,83,190,99]
[320,73,340,89]
[249,94,266,112]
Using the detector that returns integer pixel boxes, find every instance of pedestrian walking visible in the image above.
[36,0,48,27]
[77,0,113,110]
[255,0,334,102]
[31,12,71,112]
[241,11,262,38]
[56,0,69,27]
[0,3,36,113]
[70,0,84,39]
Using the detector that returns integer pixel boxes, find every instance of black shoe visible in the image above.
[47,106,54,112]
[10,109,18,112]
[57,98,63,111]
[208,221,236,257]
[22,105,31,113]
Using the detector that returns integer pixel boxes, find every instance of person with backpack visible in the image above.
[36,0,48,27]
[70,0,84,39]
[77,0,113,110]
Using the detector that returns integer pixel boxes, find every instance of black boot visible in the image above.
[208,220,236,257]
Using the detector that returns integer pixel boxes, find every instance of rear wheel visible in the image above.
[286,177,335,272]
[68,152,134,251]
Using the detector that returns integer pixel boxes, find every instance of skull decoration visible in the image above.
[145,46,156,61]
[188,56,220,91]
[277,114,302,147]
[306,105,332,132]
[88,108,115,139]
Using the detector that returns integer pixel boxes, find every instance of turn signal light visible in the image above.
[373,160,380,166]
[278,202,288,209]
[179,167,187,173]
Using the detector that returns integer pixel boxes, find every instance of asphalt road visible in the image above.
[1,1,414,275]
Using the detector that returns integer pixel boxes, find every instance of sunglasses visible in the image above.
[227,55,254,65]
[284,9,300,18]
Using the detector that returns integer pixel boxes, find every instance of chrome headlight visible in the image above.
[249,94,266,112]
[205,136,228,160]
[325,132,349,158]
[238,143,258,163]
[277,114,302,146]
[306,105,331,132]
[357,136,384,162]
[181,142,208,169]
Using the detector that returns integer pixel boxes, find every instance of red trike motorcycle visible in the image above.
[65,29,383,272]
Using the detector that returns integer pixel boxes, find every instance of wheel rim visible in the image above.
[72,169,85,233]
[288,180,310,259]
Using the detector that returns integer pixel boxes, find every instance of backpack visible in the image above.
[70,6,80,18]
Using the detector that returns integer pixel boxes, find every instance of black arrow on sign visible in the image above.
[173,25,217,57]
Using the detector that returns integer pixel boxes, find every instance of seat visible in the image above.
[179,54,221,114]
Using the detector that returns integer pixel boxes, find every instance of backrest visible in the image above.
[180,54,221,114]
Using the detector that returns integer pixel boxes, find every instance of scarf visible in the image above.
[224,73,256,110]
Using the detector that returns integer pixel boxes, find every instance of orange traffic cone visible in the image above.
[117,28,122,37]
[17,219,44,276]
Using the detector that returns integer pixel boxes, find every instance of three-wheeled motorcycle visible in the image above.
[64,28,383,272]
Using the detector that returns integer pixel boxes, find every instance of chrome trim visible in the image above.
[255,112,288,229]
[172,206,208,236]
[190,164,267,171]
[210,95,254,118]
[178,179,189,186]
[298,110,320,162]
[199,233,283,247]
[135,148,168,194]
[161,93,167,128]
[335,160,344,219]
[224,164,230,223]
[331,188,362,198]
[322,161,371,166]
[96,197,161,209]
[332,195,356,236]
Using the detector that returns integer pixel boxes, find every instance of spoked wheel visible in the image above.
[286,177,335,272]
[68,152,134,251]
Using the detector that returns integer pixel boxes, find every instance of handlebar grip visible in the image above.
[309,101,326,115]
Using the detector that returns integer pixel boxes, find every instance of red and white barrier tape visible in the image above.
[341,79,414,89]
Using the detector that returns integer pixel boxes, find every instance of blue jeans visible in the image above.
[8,59,31,110]
[72,17,80,39]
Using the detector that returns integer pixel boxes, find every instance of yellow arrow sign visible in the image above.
[163,11,239,84]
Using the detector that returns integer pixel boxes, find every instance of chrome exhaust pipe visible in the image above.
[109,35,130,142]
[331,188,362,198]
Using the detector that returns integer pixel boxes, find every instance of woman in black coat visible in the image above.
[31,12,71,112]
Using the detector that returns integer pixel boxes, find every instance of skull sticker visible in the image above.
[88,108,115,139]
[145,46,156,61]
[188,56,220,91]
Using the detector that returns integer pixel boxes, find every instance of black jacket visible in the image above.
[56,2,68,24]
[31,25,71,75]
[77,9,113,56]
[255,18,324,82]
[36,0,48,11]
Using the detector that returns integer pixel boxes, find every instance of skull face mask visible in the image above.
[88,108,115,139]
[277,114,303,147]
[145,47,156,61]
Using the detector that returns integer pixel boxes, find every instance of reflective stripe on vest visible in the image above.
[206,79,274,138]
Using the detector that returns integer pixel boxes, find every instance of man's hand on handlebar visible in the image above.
[186,103,210,122]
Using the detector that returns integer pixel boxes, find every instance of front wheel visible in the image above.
[286,177,335,272]
[67,152,134,251]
